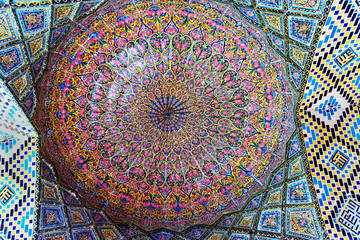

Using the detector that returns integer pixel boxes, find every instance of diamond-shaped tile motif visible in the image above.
[0,45,26,78]
[0,9,19,46]
[41,180,60,203]
[39,205,67,230]
[267,33,285,54]
[236,7,261,24]
[60,187,81,205]
[217,215,236,227]
[287,63,302,89]
[67,207,90,227]
[236,212,256,229]
[233,0,252,5]
[315,96,342,121]
[205,231,227,240]
[42,160,56,181]
[288,134,300,158]
[289,44,308,69]
[228,233,250,240]
[285,207,323,240]
[288,16,319,47]
[288,156,305,179]
[71,228,98,240]
[254,236,280,240]
[286,178,313,204]
[97,226,122,240]
[8,71,31,100]
[150,232,174,240]
[118,225,142,238]
[15,7,50,37]
[87,210,109,223]
[22,89,36,116]
[25,33,48,61]
[53,3,79,26]
[260,11,284,35]
[31,55,46,80]
[264,186,283,207]
[257,209,282,233]
[186,229,207,239]
[39,231,71,240]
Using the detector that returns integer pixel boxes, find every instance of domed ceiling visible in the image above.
[35,0,295,231]
[1,0,360,239]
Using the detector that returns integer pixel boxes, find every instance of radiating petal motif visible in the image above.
[35,0,296,232]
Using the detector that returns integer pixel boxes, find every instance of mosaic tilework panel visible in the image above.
[0,79,36,138]
[34,142,325,240]
[0,77,38,240]
[37,158,126,240]
[0,136,37,240]
[300,0,360,239]
[0,0,339,238]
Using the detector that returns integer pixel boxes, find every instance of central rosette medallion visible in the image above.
[149,97,187,132]
[36,0,296,231]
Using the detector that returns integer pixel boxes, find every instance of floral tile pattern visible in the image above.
[15,7,50,37]
[0,9,19,46]
[0,0,351,238]
[257,209,282,234]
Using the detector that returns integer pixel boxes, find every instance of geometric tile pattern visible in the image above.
[97,226,122,240]
[33,138,323,240]
[67,207,90,227]
[288,156,305,179]
[289,44,309,69]
[264,186,283,207]
[300,0,360,239]
[0,9,19,46]
[337,198,360,236]
[71,228,98,240]
[288,134,301,158]
[0,0,349,238]
[236,7,261,24]
[8,71,32,100]
[52,3,78,26]
[288,16,319,47]
[267,33,286,54]
[244,193,264,211]
[288,63,303,89]
[0,79,37,240]
[286,178,313,204]
[260,11,284,35]
[37,158,125,240]
[15,7,50,37]
[269,167,285,187]
[39,205,67,230]
[0,185,15,205]
[256,0,283,10]
[257,209,282,233]
[285,207,324,240]
[236,212,257,229]
[0,45,26,78]
[24,33,47,61]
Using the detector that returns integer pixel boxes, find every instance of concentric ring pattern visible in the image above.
[36,0,296,231]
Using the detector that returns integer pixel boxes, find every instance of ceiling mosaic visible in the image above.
[0,0,359,239]
[35,0,296,231]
